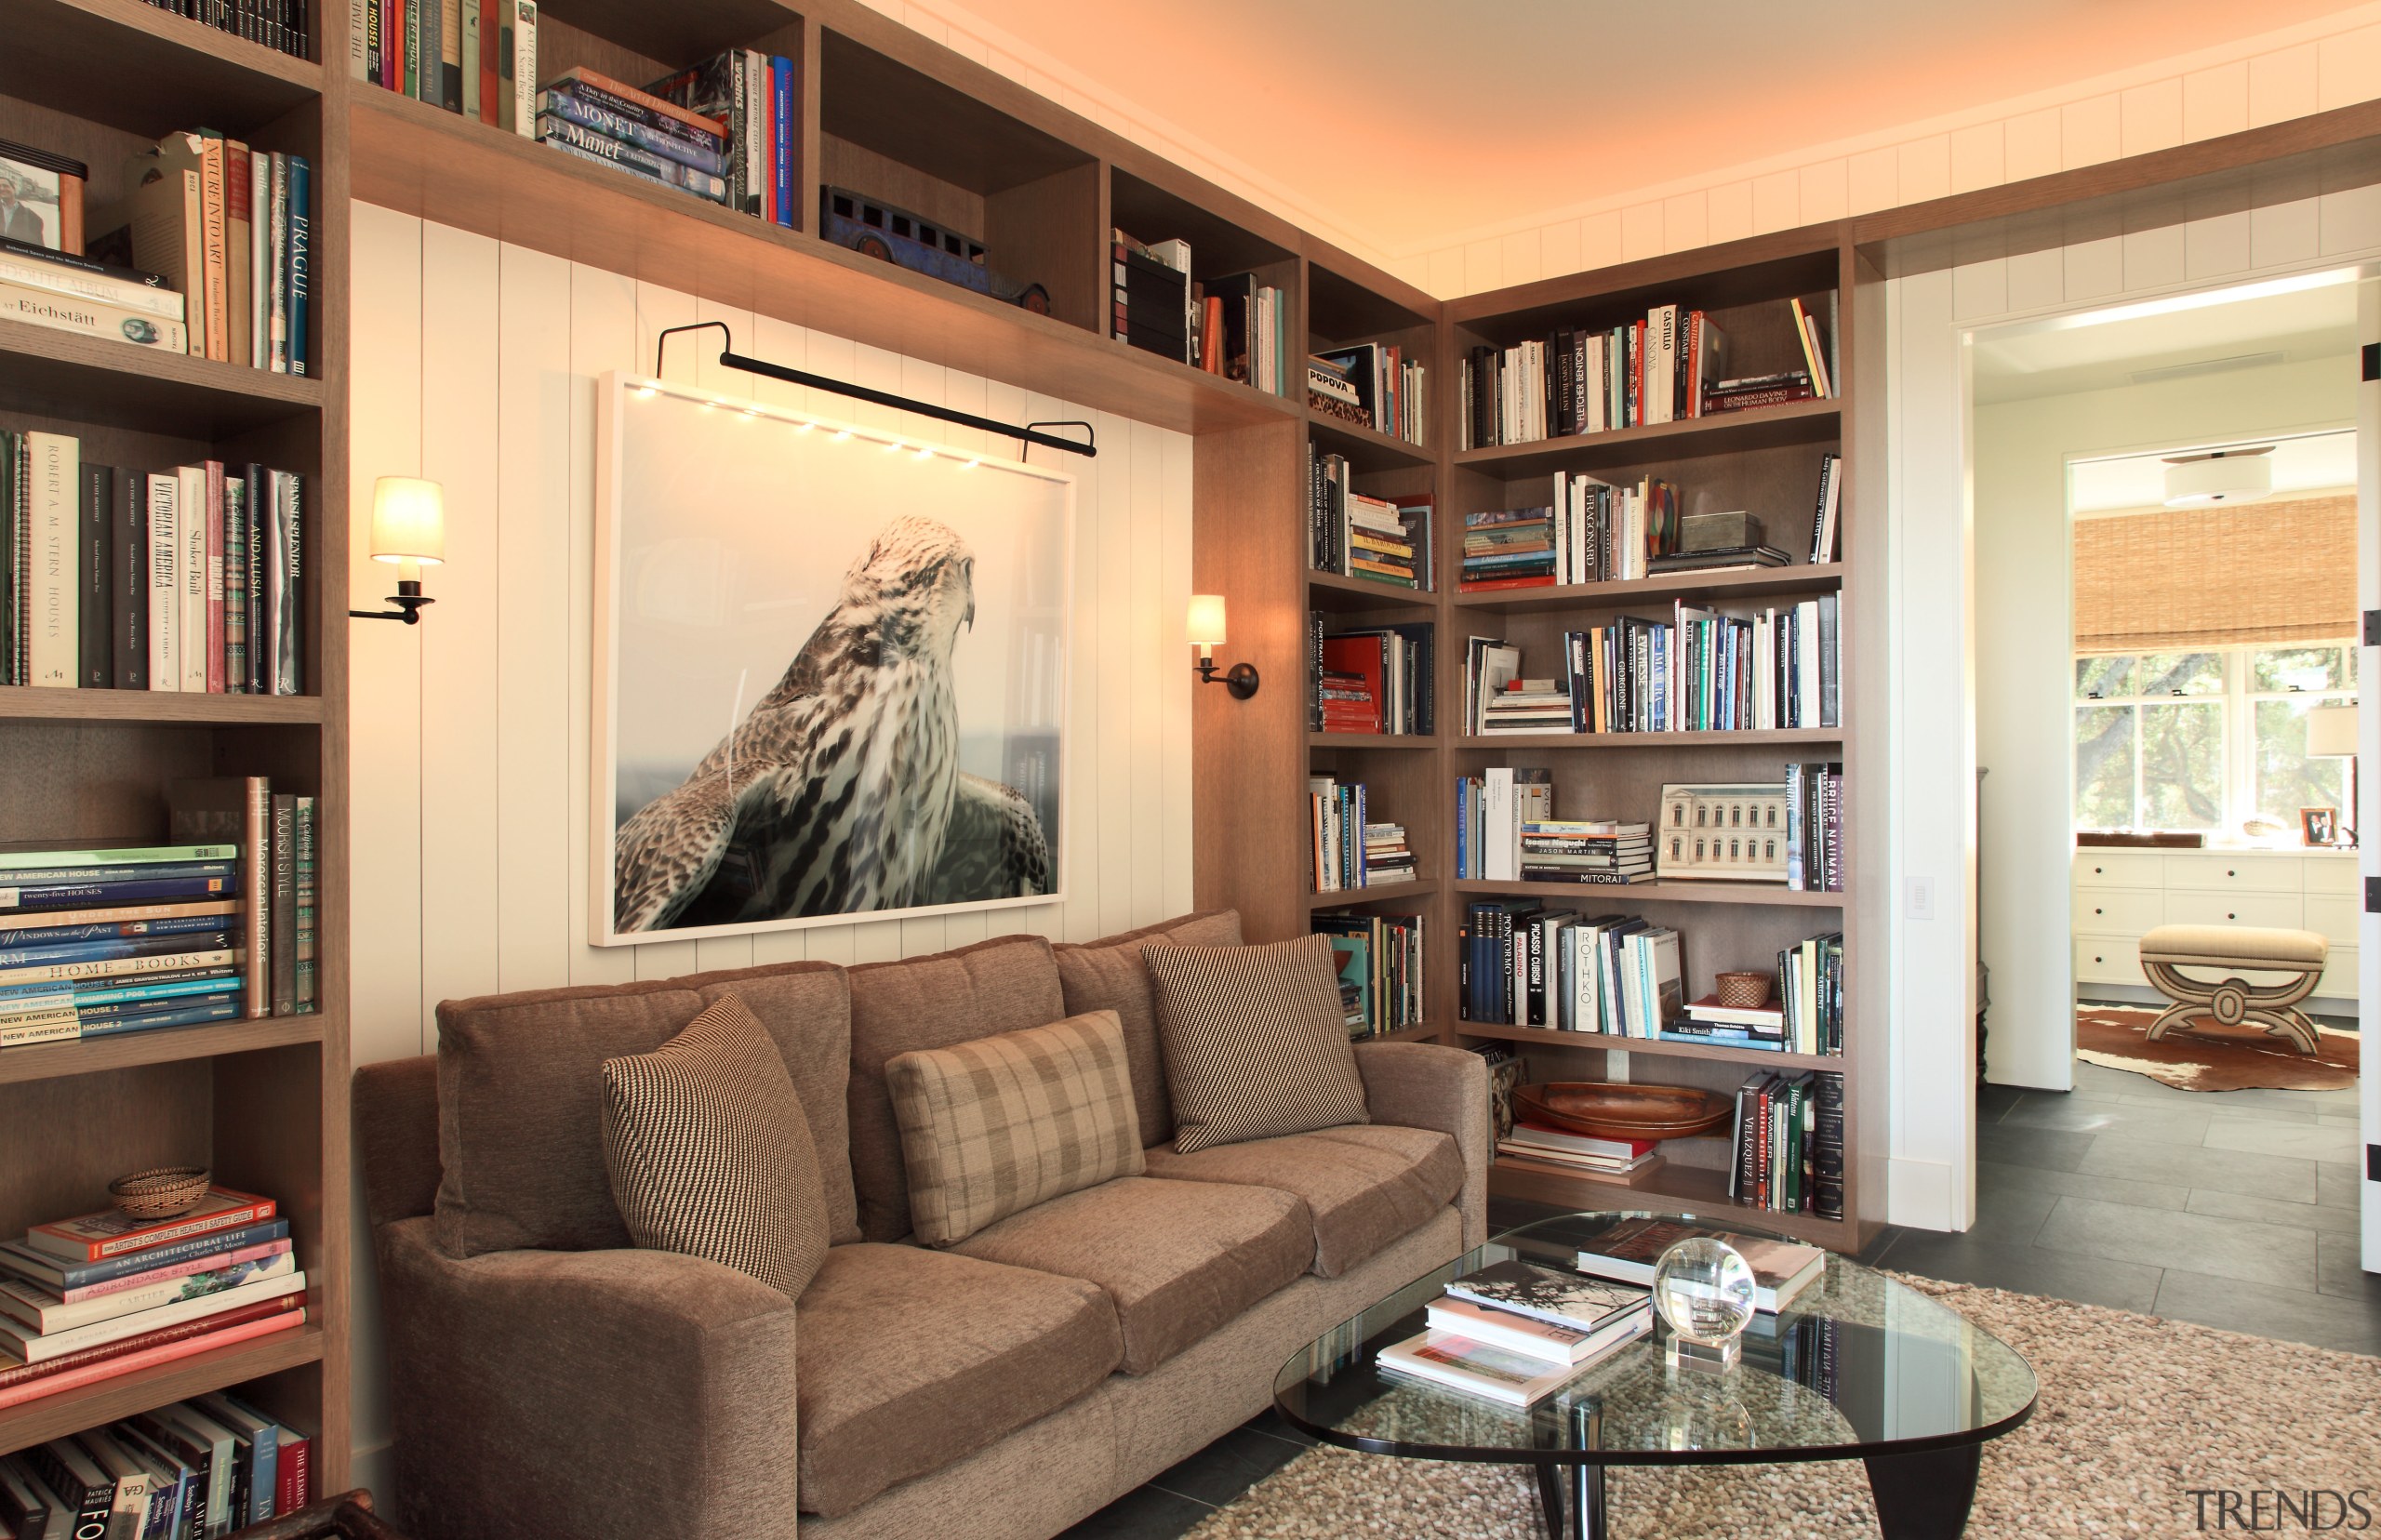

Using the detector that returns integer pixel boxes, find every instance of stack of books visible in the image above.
[1776,931,1845,1054]
[1477,677,1571,737]
[1307,449,1430,590]
[1376,1259,1651,1406]
[1727,1070,1845,1217]
[1450,763,1550,880]
[0,427,307,696]
[0,1390,313,1535]
[1460,901,1683,1034]
[1518,820,1653,884]
[1313,911,1424,1038]
[357,0,539,138]
[1313,661,1376,737]
[648,52,797,224]
[1784,763,1845,893]
[0,1188,306,1412]
[1307,776,1365,892]
[1496,1122,1658,1177]
[1665,990,1789,1052]
[1457,295,1834,449]
[1310,621,1432,737]
[1309,343,1426,446]
[1111,230,1192,361]
[1574,1218,1825,1311]
[1459,507,1553,590]
[535,68,730,206]
[1361,821,1416,885]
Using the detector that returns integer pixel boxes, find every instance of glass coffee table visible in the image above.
[1274,1211,2037,1540]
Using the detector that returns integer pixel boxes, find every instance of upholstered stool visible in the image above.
[2136,923,2327,1055]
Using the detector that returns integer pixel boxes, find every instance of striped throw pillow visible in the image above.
[599,994,831,1299]
[1142,934,1371,1155]
[886,1010,1145,1247]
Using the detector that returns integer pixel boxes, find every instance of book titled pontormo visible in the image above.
[24,1187,274,1263]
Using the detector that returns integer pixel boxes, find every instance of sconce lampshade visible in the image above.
[370,476,446,566]
[2304,703,2358,760]
[1186,593,1227,648]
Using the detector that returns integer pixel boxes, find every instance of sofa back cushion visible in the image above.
[846,934,1067,1241]
[1054,910,1242,1148]
[683,962,861,1246]
[1143,933,1371,1155]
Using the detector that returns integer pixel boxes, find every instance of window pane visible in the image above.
[2135,652,2223,696]
[2075,656,2132,700]
[2136,702,2225,829]
[2075,706,2137,828]
[2254,697,2349,824]
[2250,646,2348,694]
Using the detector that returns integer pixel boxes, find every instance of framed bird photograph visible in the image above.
[592,371,1072,944]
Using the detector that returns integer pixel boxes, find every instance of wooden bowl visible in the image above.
[1715,971,1774,1009]
[108,1166,211,1221]
[1513,1082,1736,1142]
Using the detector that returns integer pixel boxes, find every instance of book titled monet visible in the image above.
[23,1187,274,1263]
[1441,1258,1651,1334]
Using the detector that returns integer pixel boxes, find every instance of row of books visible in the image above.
[1731,1069,1846,1218]
[1664,934,1844,1056]
[1307,448,1433,591]
[1308,777,1413,892]
[0,1187,307,1413]
[1462,595,1839,737]
[0,133,311,373]
[1313,911,1423,1038]
[1457,898,1683,1034]
[0,430,305,695]
[353,0,539,139]
[1784,763,1845,894]
[144,0,312,60]
[1107,232,1290,395]
[1308,342,1426,446]
[1496,1120,1659,1177]
[1457,295,1835,450]
[1308,617,1434,736]
[2,1391,312,1538]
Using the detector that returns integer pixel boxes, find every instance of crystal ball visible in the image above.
[1651,1237,1757,1346]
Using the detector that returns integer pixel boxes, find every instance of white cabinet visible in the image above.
[2071,849,2361,1004]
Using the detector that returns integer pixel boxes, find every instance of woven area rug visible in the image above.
[1189,1276,2381,1539]
[2076,1003,2358,1092]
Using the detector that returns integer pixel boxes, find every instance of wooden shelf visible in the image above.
[0,1014,326,1087]
[1454,564,1846,614]
[348,89,1300,437]
[1308,413,1433,472]
[0,321,326,439]
[1453,398,1841,477]
[0,688,324,725]
[0,0,321,140]
[1456,1020,1841,1071]
[1310,733,1438,750]
[1455,729,1842,750]
[0,1322,324,1456]
[1454,879,1844,908]
[1306,572,1435,613]
[1375,1021,1442,1043]
[1310,879,1436,909]
[1489,1157,1851,1247]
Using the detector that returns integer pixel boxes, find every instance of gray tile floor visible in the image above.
[1059,1059,2374,1539]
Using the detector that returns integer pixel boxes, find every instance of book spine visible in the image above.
[144,475,177,692]
[74,464,107,690]
[534,92,729,175]
[269,794,296,1014]
[176,466,206,693]
[0,1306,303,1403]
[479,0,499,124]
[244,466,266,695]
[265,472,298,694]
[223,143,252,369]
[512,1,537,138]
[0,249,184,318]
[772,56,792,227]
[204,461,225,693]
[222,477,247,693]
[459,0,479,119]
[350,0,369,76]
[286,156,310,376]
[275,1437,310,1512]
[439,0,462,109]
[294,795,315,1013]
[267,153,288,373]
[0,282,189,352]
[30,1197,276,1266]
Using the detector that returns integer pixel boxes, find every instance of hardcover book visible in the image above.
[1573,1217,1823,1312]
[23,1188,276,1264]
[1441,1258,1650,1334]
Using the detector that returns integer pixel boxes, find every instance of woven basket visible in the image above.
[108,1166,211,1221]
[1714,971,1773,1009]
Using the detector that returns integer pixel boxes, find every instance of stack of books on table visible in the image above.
[1573,1216,1825,1313]
[0,1187,304,1411]
[1496,1122,1659,1177]
[1377,1258,1651,1406]
[535,68,731,206]
[0,1389,313,1534]
[646,51,797,224]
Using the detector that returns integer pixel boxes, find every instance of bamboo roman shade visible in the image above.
[2073,495,2357,653]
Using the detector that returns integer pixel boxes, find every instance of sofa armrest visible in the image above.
[1353,1042,1491,1250]
[373,1217,801,1540]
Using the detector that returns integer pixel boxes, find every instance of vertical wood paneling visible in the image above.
[1159,431,1193,917]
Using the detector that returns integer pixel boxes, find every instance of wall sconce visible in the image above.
[352,476,446,624]
[1188,593,1257,699]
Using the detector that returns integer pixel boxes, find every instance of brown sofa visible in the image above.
[352,913,1489,1540]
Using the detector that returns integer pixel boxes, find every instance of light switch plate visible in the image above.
[1906,876,1935,921]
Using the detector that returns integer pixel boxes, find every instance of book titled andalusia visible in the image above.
[23,1187,275,1263]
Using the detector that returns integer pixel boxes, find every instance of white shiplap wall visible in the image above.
[343,201,1194,1470]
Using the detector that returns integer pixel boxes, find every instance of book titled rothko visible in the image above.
[22,1188,275,1263]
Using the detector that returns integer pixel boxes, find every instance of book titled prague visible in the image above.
[23,1187,275,1263]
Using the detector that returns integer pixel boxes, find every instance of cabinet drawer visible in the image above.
[2075,935,2148,986]
[2075,851,2163,888]
[2316,946,2360,1000]
[2304,894,2361,941]
[2162,854,2303,893]
[2162,892,2306,929]
[2072,888,2162,934]
[2303,857,2361,896]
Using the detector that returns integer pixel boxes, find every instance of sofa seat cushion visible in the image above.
[1054,909,1244,1148]
[951,1175,1310,1374]
[1141,1123,1464,1279]
[795,1242,1123,1518]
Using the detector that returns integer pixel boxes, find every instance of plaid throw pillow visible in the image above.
[1142,934,1371,1155]
[885,1009,1144,1247]
[599,994,831,1299]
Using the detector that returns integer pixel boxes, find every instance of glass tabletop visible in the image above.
[1273,1210,2039,1467]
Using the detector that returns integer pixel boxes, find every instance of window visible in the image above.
[2074,645,2356,833]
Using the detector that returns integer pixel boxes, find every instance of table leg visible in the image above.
[1865,1443,1982,1539]
[1529,1463,1609,1540]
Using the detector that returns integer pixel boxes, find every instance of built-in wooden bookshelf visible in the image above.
[0,0,350,1479]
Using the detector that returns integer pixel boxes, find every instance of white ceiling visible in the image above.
[1970,276,2361,405]
[2069,431,2358,513]
[967,0,2358,254]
